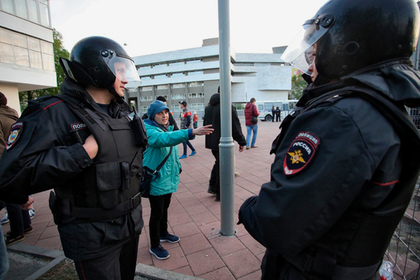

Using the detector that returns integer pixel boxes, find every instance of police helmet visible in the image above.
[60,36,140,88]
[282,0,420,79]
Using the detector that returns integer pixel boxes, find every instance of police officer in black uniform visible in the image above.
[239,0,420,279]
[0,36,146,280]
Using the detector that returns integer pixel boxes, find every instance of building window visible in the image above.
[188,82,203,87]
[155,74,166,79]
[0,27,54,71]
[170,61,185,66]
[140,96,153,101]
[188,92,204,98]
[186,59,202,64]
[171,94,186,100]
[172,72,185,77]
[189,103,204,111]
[140,105,148,114]
[0,0,51,27]
[141,86,152,91]
[172,83,185,89]
[156,85,168,90]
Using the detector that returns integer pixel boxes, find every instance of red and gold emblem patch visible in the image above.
[284,131,320,176]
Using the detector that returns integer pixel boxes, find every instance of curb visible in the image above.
[136,263,204,280]
[7,243,204,280]
[7,243,66,280]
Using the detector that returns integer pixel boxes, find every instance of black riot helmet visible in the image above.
[282,0,420,79]
[60,36,140,89]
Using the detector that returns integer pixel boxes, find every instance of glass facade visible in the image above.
[0,0,50,27]
[0,27,54,71]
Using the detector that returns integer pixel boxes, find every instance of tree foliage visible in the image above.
[19,29,69,110]
[289,74,307,100]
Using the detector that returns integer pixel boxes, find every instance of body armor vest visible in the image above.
[52,97,145,223]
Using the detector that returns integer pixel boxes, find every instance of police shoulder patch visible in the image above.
[283,131,320,176]
[6,122,24,150]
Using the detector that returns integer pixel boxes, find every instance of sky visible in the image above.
[49,0,330,57]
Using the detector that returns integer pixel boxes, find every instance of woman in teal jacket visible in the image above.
[143,100,213,260]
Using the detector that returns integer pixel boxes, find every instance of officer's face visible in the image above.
[113,62,128,97]
[307,45,318,83]
[155,110,169,126]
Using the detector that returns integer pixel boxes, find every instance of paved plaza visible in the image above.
[2,118,284,279]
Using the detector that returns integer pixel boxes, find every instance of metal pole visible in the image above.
[218,0,235,236]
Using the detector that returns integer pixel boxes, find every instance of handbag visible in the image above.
[140,147,172,198]
[251,105,258,124]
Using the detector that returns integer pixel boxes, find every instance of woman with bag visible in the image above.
[244,97,260,150]
[143,100,213,260]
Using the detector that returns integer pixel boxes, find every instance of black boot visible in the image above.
[207,185,216,195]
[215,193,220,202]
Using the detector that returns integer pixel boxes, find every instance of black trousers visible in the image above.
[6,203,30,237]
[209,149,220,194]
[148,193,172,248]
[74,234,139,280]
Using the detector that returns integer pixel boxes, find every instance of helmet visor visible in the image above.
[281,18,329,72]
[102,52,141,88]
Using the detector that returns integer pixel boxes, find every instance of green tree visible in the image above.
[19,29,69,110]
[289,74,307,100]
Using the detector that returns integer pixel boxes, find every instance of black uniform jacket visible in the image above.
[0,79,144,261]
[239,59,420,277]
[203,93,247,149]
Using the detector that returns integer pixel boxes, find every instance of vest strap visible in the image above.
[71,192,141,221]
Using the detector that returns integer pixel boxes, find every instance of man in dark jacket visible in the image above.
[203,87,246,201]
[239,0,420,279]
[0,36,145,280]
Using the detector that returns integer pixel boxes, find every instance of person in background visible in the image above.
[142,96,179,131]
[203,86,246,201]
[179,101,197,159]
[193,110,198,129]
[239,0,420,279]
[0,36,145,280]
[275,106,281,122]
[0,92,33,246]
[244,97,260,150]
[144,100,213,260]
[271,106,275,122]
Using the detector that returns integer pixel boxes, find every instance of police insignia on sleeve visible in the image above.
[284,131,320,176]
[6,122,23,150]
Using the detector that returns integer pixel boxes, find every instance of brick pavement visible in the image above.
[1,119,284,279]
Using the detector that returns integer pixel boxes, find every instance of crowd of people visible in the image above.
[1,0,420,279]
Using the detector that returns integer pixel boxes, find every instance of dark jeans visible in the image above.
[182,140,195,155]
[74,235,139,280]
[148,193,172,248]
[209,149,220,194]
[6,203,30,237]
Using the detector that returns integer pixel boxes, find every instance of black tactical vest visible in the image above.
[51,97,145,223]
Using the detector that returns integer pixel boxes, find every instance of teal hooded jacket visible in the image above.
[143,119,193,196]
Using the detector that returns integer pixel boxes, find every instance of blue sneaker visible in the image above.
[1,212,9,225]
[160,233,180,243]
[189,151,197,156]
[149,245,170,260]
[179,154,187,159]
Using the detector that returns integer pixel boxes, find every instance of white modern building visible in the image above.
[0,0,56,114]
[128,38,292,117]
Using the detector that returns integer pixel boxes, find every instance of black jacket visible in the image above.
[0,79,144,261]
[203,93,246,149]
[239,59,420,279]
